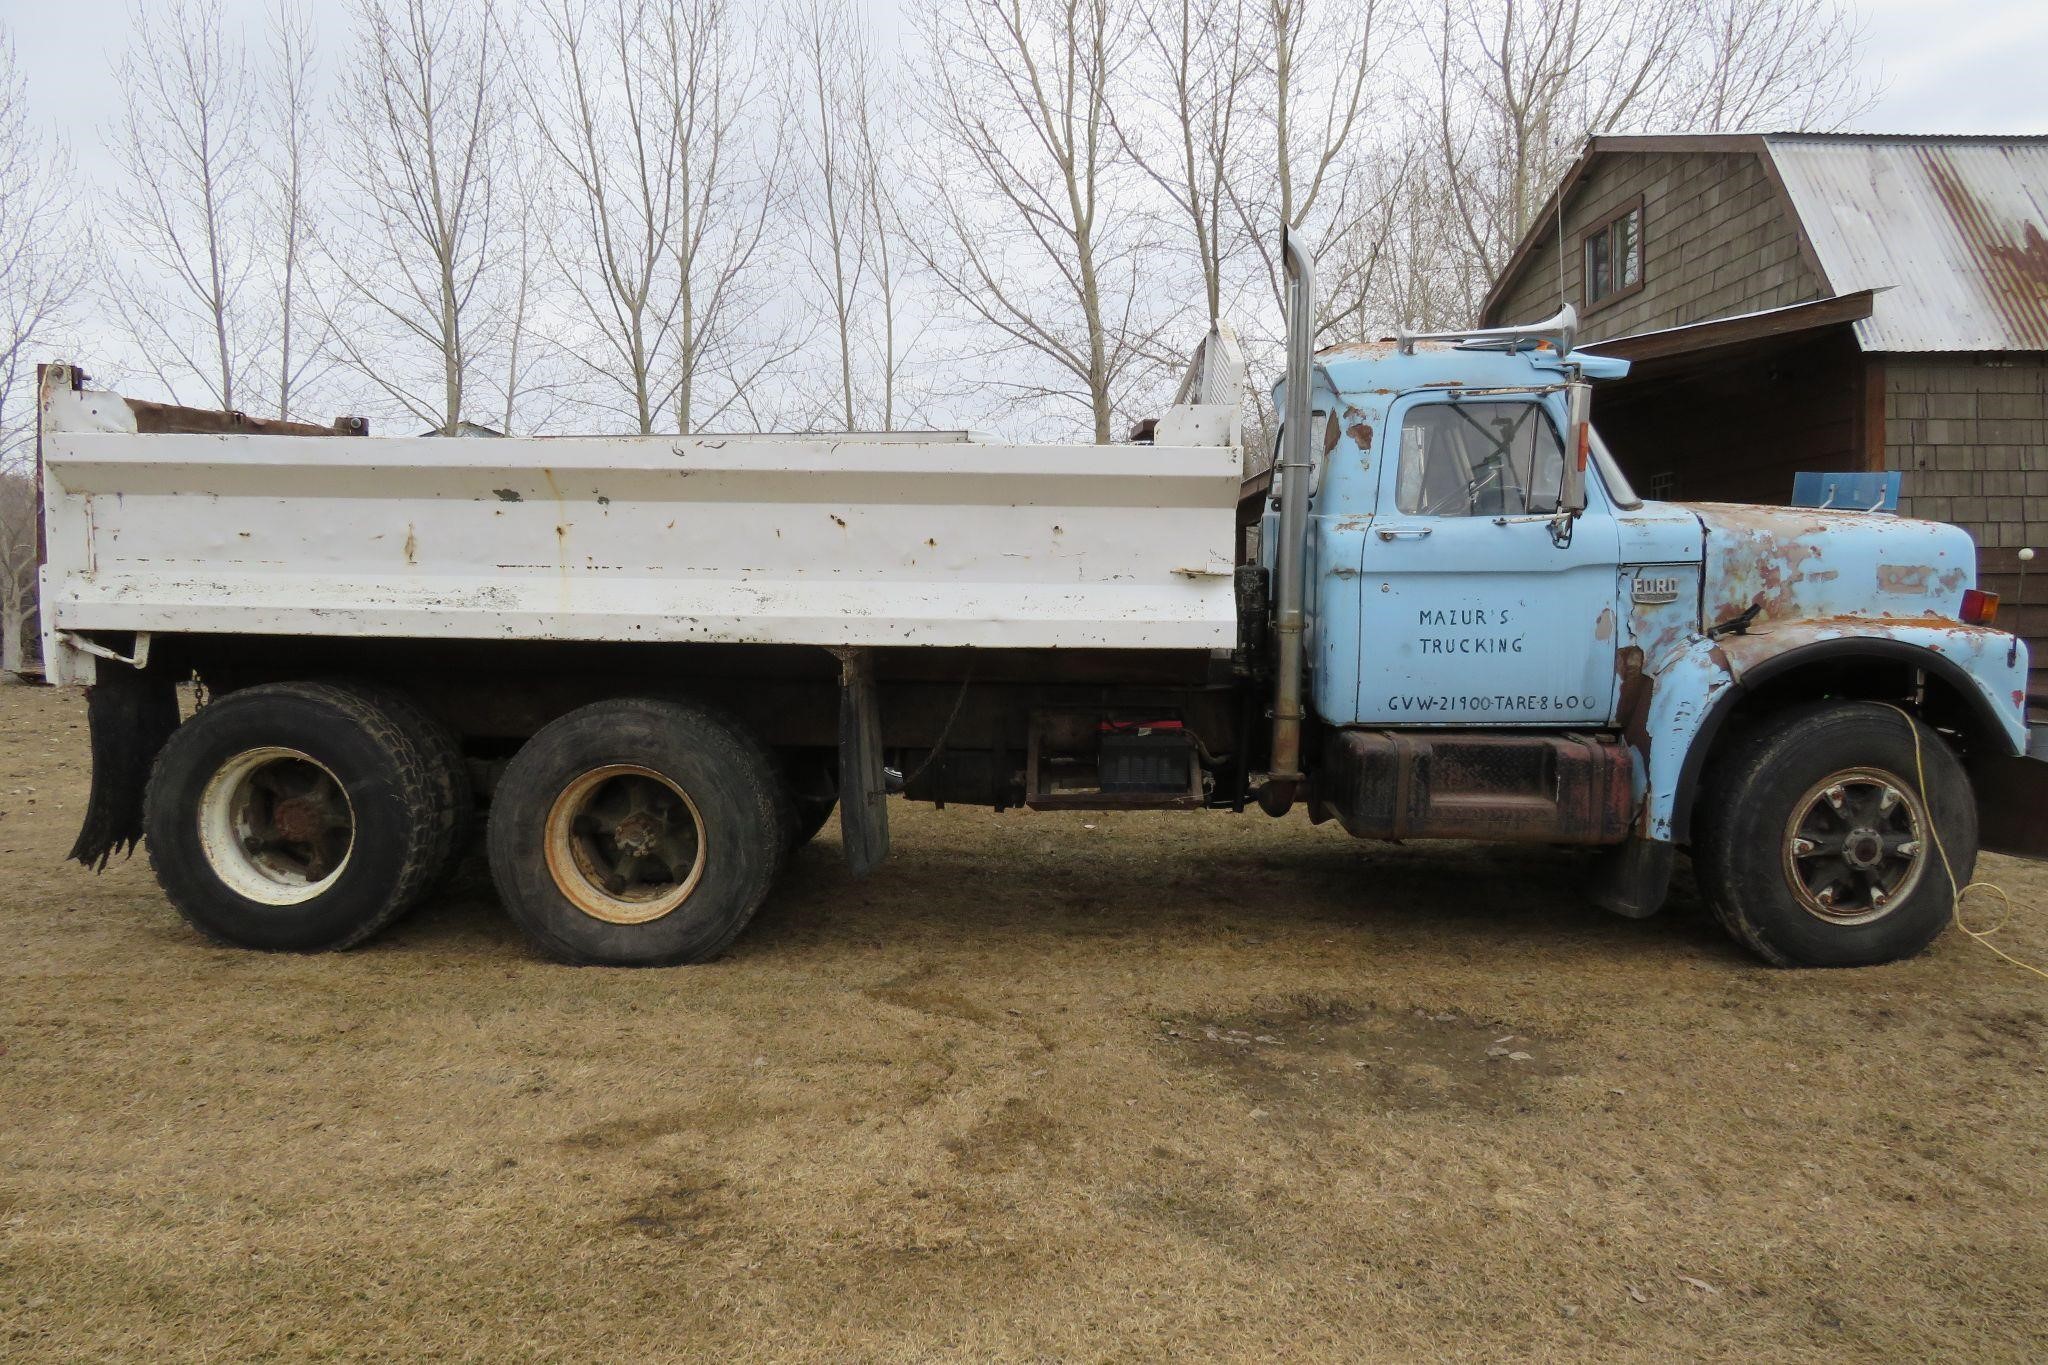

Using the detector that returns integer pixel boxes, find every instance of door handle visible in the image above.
[1375,524,1434,540]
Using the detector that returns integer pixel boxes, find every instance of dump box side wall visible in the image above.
[39,397,1243,660]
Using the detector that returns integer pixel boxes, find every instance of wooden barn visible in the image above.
[1483,133,2048,685]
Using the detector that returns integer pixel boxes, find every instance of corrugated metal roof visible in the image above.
[1765,134,2048,352]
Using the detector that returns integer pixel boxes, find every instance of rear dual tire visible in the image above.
[781,748,839,849]
[143,681,470,952]
[486,698,792,966]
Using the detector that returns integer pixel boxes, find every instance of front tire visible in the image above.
[487,698,791,966]
[143,682,447,951]
[1695,701,1974,967]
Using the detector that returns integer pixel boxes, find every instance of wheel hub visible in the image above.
[198,747,356,906]
[1782,767,1928,925]
[271,795,331,845]
[612,812,661,857]
[543,765,707,925]
[1842,827,1885,870]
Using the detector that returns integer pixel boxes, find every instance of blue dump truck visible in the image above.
[33,233,2048,967]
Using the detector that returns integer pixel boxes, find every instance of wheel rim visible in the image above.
[543,765,707,925]
[198,747,355,905]
[1781,766,1929,926]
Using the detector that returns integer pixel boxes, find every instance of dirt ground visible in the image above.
[2,681,2045,1362]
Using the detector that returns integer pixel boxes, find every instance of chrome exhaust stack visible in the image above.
[1260,228,1315,816]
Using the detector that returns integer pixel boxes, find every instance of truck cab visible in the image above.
[1256,256,2039,966]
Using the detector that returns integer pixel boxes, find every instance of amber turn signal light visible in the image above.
[1960,588,2000,625]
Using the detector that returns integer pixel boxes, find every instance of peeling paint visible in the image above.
[1877,563,1931,594]
[1688,502,1977,630]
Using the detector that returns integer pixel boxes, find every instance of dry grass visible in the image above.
[2,679,2046,1361]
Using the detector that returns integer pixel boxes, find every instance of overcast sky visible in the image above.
[9,0,2047,156]
[1846,0,2048,132]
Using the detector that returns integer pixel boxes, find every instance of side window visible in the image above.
[1585,203,1644,307]
[1393,401,1565,518]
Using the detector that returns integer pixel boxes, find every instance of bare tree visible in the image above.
[1102,0,1403,437]
[1427,0,1676,319]
[104,0,260,409]
[1676,0,1874,131]
[327,0,512,433]
[854,76,914,432]
[525,0,683,433]
[1233,0,1406,337]
[0,33,84,674]
[489,141,577,434]
[259,0,328,420]
[0,474,39,675]
[789,0,919,431]
[648,0,793,433]
[1112,0,1255,327]
[916,0,1176,443]
[792,0,865,430]
[1372,161,1476,333]
[527,0,790,434]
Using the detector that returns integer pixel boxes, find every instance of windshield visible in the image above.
[1590,426,1640,509]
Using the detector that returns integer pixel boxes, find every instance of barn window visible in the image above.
[1584,201,1644,309]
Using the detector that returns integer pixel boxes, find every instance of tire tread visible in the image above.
[325,680,473,896]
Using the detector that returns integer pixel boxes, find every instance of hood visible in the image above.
[1683,502,1977,632]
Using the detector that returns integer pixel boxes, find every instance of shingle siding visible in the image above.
[1487,150,1827,340]
[1887,354,2048,566]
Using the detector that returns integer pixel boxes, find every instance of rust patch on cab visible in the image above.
[1877,563,1933,594]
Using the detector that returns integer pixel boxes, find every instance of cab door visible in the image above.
[1353,392,1619,726]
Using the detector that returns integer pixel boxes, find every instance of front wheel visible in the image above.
[1694,701,1975,967]
[487,698,791,965]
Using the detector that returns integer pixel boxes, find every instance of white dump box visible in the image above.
[35,357,1248,685]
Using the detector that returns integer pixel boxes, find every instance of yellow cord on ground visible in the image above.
[1884,702,2048,982]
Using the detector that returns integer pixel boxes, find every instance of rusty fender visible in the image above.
[1626,619,2029,844]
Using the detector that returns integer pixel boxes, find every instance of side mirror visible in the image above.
[1560,379,1592,516]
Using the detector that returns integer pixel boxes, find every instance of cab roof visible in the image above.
[1303,338,1631,400]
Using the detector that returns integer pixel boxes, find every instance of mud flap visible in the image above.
[1587,837,1675,919]
[834,647,890,878]
[1967,752,2048,859]
[69,662,181,871]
